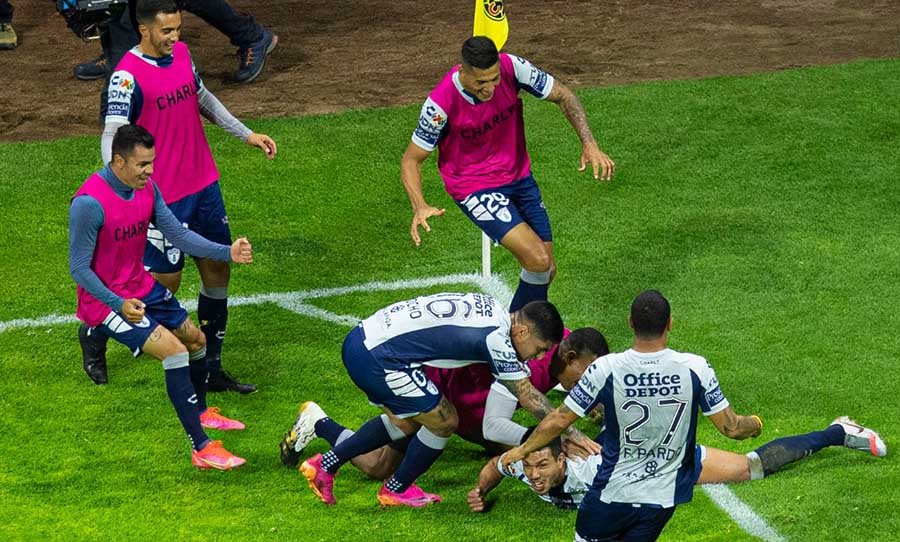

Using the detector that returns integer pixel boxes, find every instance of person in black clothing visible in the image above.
[75,0,277,84]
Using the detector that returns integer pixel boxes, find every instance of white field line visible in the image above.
[703,484,787,542]
[0,273,781,541]
[0,273,514,334]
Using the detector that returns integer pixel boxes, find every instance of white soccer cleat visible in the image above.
[291,401,329,453]
[831,416,887,457]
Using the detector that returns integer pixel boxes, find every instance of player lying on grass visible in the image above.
[294,293,602,507]
[501,291,883,541]
[468,417,887,512]
[69,125,249,470]
[280,328,609,481]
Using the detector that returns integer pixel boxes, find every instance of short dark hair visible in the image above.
[111,124,154,161]
[522,426,562,457]
[630,290,671,338]
[560,327,610,362]
[519,301,564,344]
[461,36,500,69]
[136,0,179,25]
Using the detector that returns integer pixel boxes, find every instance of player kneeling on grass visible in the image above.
[279,328,607,485]
[295,293,587,507]
[69,124,251,470]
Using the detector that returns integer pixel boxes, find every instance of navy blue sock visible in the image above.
[752,425,844,476]
[163,358,210,451]
[198,291,228,377]
[509,269,551,312]
[321,416,394,474]
[385,427,448,493]
[314,418,348,447]
[188,349,208,413]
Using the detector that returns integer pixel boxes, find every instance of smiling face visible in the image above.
[112,145,155,190]
[458,62,501,101]
[139,11,181,57]
[522,447,566,495]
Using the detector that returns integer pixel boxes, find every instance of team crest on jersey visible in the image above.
[481,0,505,22]
[167,247,182,265]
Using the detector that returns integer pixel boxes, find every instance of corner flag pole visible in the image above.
[474,1,508,278]
[482,232,492,278]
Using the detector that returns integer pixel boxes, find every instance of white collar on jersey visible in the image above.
[452,71,481,105]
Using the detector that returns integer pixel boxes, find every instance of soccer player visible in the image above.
[471,415,887,512]
[297,293,586,507]
[502,290,763,542]
[69,124,250,470]
[401,36,615,312]
[79,0,277,393]
[279,328,609,480]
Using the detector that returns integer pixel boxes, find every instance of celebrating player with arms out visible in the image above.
[79,0,276,393]
[401,36,615,312]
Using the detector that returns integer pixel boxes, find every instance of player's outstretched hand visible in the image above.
[562,427,602,459]
[121,298,146,323]
[230,237,253,264]
[467,487,487,513]
[410,205,446,246]
[247,133,277,160]
[579,141,615,181]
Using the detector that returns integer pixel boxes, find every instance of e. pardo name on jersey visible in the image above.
[623,372,682,398]
[115,219,149,242]
[156,82,199,111]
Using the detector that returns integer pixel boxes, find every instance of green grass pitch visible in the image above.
[0,58,898,541]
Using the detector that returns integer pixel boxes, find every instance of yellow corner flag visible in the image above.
[473,0,508,51]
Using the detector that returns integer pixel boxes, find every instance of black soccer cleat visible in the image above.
[206,370,257,394]
[279,430,301,468]
[78,323,109,385]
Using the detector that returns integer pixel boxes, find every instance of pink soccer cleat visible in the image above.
[376,482,443,508]
[200,407,246,430]
[831,416,887,457]
[191,440,246,470]
[300,453,336,505]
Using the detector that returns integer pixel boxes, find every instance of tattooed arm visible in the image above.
[545,81,615,180]
[500,377,556,421]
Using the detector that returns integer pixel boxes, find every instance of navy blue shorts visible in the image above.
[95,282,189,357]
[575,491,676,542]
[143,181,232,273]
[455,175,552,243]
[341,326,442,419]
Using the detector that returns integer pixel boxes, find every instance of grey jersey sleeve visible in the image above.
[197,86,252,141]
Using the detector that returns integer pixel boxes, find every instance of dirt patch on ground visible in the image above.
[1,0,898,142]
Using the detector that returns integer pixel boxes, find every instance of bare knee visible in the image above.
[428,411,458,438]
[520,248,551,273]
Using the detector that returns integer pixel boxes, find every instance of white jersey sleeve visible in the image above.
[688,355,730,415]
[508,54,555,99]
[105,69,140,124]
[564,356,609,417]
[411,97,448,152]
[484,327,528,381]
